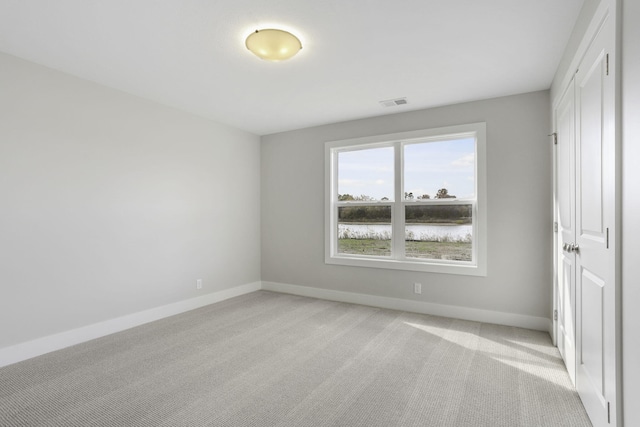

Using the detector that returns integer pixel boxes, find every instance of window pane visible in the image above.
[338,205,391,256]
[405,205,472,261]
[338,147,393,201]
[404,138,475,200]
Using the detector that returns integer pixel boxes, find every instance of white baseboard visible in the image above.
[262,281,552,332]
[1,280,552,368]
[0,281,261,368]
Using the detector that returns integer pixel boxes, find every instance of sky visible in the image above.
[338,137,475,201]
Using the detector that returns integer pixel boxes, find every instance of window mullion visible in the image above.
[393,142,405,260]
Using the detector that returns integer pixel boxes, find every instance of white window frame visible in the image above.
[324,123,487,276]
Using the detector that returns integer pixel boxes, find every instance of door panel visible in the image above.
[559,256,576,382]
[580,267,604,394]
[579,59,604,236]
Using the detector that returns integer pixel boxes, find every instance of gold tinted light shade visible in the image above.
[245,29,302,61]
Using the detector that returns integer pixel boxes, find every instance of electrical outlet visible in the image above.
[196,279,202,290]
[414,283,422,294]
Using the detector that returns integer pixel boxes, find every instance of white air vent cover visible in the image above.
[379,97,408,107]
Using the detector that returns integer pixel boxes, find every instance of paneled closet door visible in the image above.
[574,14,617,427]
[554,11,618,426]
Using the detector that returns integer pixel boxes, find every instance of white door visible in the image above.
[574,16,617,427]
[555,80,576,385]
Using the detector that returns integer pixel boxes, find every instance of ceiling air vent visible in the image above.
[379,97,408,108]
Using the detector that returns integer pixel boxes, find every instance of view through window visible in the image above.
[325,123,486,275]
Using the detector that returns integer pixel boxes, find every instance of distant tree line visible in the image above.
[405,204,471,224]
[339,188,456,202]
[339,205,391,223]
[403,188,456,200]
[337,189,471,224]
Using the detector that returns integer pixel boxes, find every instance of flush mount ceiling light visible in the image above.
[245,29,302,62]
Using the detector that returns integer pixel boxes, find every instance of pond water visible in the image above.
[338,223,472,242]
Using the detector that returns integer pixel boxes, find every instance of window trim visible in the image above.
[324,123,487,276]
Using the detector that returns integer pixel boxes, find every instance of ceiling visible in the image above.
[0,0,584,136]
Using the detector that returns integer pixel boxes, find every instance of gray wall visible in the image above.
[0,53,261,349]
[261,91,552,320]
[622,0,640,424]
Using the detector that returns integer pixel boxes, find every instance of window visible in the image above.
[325,123,486,276]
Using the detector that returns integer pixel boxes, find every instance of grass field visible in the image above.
[338,238,472,261]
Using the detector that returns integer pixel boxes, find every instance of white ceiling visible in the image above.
[0,0,584,136]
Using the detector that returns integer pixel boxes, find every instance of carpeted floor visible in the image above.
[0,291,592,426]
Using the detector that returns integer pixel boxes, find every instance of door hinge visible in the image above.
[554,309,558,321]
[549,132,558,145]
[554,222,558,233]
[606,228,610,249]
[606,53,609,76]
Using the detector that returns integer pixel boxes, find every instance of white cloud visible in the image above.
[451,153,474,167]
[338,179,365,187]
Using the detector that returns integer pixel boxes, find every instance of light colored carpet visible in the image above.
[0,291,592,426]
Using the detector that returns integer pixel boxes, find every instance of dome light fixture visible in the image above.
[245,28,302,62]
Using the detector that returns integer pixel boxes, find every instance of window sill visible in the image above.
[325,254,487,276]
